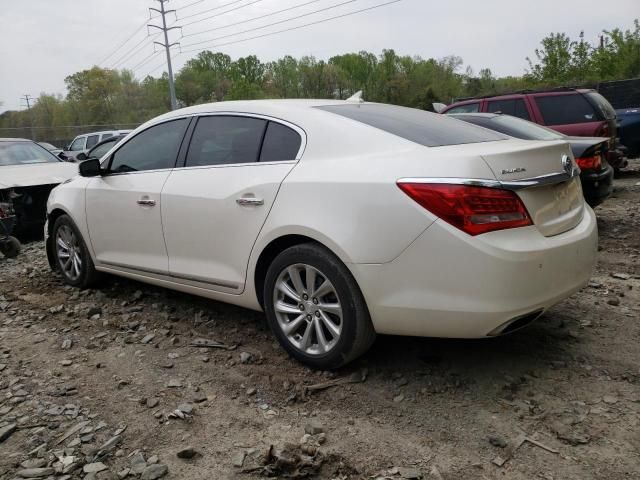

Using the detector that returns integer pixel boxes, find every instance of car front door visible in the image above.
[161,115,303,292]
[85,118,190,274]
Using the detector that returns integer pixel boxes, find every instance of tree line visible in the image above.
[1,19,638,145]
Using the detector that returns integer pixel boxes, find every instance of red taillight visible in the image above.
[575,155,601,170]
[397,183,532,236]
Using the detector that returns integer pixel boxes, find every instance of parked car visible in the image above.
[63,130,133,161]
[439,88,627,171]
[0,138,78,233]
[616,107,640,159]
[75,134,127,162]
[450,113,613,207]
[38,142,63,155]
[46,101,597,369]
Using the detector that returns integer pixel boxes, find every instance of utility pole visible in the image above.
[21,94,35,141]
[148,0,181,110]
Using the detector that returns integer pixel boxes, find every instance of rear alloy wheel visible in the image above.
[52,215,100,288]
[264,243,375,369]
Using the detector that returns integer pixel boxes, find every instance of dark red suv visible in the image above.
[441,88,626,170]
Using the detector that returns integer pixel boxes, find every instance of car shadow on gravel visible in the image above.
[361,311,576,376]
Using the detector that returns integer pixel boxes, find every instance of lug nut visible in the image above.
[313,298,319,304]
[306,314,312,320]
[299,304,305,311]
[303,294,308,300]
[315,311,321,317]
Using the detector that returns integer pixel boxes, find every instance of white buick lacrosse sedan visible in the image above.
[46,99,597,368]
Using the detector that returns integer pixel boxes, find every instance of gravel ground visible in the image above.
[1,159,639,480]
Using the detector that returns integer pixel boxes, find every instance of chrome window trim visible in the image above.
[188,111,307,163]
[398,170,579,191]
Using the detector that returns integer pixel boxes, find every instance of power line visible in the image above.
[180,0,403,55]
[178,0,248,20]
[182,0,322,38]
[110,32,160,69]
[97,17,156,66]
[175,0,207,11]
[181,0,358,48]
[148,0,181,110]
[131,50,164,72]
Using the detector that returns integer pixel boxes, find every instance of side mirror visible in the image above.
[76,152,88,161]
[79,158,102,177]
[57,151,68,160]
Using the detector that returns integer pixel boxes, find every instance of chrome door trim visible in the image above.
[99,260,240,290]
[398,169,580,191]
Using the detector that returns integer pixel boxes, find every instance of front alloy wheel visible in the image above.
[56,224,83,282]
[52,214,100,288]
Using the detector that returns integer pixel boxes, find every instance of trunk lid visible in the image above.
[479,140,584,237]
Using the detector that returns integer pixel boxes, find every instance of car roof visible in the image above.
[0,138,31,142]
[449,113,500,119]
[452,87,595,103]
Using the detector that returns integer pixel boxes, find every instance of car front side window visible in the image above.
[108,119,188,173]
[70,137,86,151]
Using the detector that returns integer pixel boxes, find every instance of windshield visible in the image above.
[0,141,60,166]
[454,114,565,141]
[488,115,565,140]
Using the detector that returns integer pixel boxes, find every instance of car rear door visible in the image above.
[85,118,189,274]
[160,114,304,293]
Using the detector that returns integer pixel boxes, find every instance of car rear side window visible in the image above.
[317,104,506,147]
[86,135,100,149]
[260,122,302,162]
[487,99,531,120]
[445,103,480,114]
[535,94,599,125]
[109,118,188,173]
[186,116,267,167]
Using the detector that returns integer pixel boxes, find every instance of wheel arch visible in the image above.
[253,233,353,309]
[46,207,72,269]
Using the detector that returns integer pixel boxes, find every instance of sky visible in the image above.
[0,0,637,113]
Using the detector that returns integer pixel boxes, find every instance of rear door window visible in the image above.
[260,122,302,162]
[445,103,480,114]
[317,103,506,147]
[535,94,599,125]
[186,116,267,167]
[487,99,531,120]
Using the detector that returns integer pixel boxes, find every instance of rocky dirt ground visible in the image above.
[1,160,639,480]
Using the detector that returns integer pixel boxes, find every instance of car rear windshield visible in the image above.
[316,103,507,147]
[585,92,616,120]
[454,114,564,141]
[535,94,600,125]
[0,141,59,166]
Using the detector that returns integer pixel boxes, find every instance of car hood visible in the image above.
[0,162,78,189]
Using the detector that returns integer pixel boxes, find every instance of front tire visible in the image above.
[52,215,100,288]
[264,243,375,369]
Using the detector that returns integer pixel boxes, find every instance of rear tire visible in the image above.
[52,215,101,288]
[263,243,375,369]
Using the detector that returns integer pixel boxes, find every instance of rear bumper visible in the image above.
[581,164,614,207]
[350,206,598,338]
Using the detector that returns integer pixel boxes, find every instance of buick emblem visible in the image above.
[561,154,573,175]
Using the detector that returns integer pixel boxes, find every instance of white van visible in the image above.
[64,130,133,161]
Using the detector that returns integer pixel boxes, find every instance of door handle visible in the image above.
[236,197,264,206]
[137,198,156,207]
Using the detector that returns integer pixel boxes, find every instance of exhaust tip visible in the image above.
[487,309,544,336]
